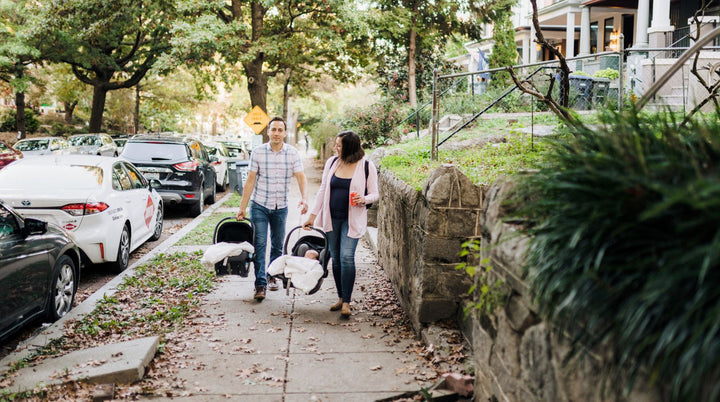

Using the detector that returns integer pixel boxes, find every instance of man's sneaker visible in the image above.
[267,277,280,291]
[254,286,266,301]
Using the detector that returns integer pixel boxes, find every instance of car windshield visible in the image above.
[225,146,244,158]
[69,136,98,146]
[14,139,49,151]
[122,142,188,161]
[0,164,103,190]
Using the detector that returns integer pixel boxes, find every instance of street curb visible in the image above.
[0,192,233,372]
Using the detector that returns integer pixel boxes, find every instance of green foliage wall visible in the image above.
[513,110,720,401]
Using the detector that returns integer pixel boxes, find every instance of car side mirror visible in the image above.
[149,179,162,189]
[23,218,48,236]
[209,155,218,163]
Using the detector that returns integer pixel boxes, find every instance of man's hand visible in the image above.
[236,209,246,221]
[298,199,308,215]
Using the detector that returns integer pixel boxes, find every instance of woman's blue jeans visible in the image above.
[327,218,359,303]
[250,201,287,288]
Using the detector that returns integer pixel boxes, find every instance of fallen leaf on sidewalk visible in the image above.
[370,365,382,371]
[361,333,374,339]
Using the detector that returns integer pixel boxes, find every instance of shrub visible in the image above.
[594,68,620,80]
[0,108,40,133]
[341,99,404,147]
[512,109,720,401]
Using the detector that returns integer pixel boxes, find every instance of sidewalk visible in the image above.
[0,150,466,400]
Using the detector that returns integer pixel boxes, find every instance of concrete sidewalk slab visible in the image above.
[5,336,159,394]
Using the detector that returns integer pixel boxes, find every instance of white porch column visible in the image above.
[530,23,538,63]
[648,0,674,48]
[566,12,576,58]
[522,34,531,64]
[579,6,591,56]
[634,0,650,48]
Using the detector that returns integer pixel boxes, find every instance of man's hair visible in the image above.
[268,116,286,130]
[337,130,364,163]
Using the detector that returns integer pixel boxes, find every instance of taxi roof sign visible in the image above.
[243,106,271,134]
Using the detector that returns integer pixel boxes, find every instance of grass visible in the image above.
[381,115,559,190]
[175,212,236,245]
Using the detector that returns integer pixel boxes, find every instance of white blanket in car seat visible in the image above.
[267,255,324,294]
[201,242,255,270]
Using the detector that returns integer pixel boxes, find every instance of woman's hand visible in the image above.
[351,193,366,206]
[302,214,316,230]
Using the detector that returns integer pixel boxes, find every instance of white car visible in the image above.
[13,136,76,157]
[204,141,230,191]
[0,155,164,273]
[68,133,120,156]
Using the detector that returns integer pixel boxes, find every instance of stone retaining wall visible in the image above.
[376,165,663,402]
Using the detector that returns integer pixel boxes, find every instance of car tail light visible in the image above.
[212,161,222,165]
[61,202,110,216]
[174,161,199,171]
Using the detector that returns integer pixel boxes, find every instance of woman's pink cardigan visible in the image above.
[309,156,380,239]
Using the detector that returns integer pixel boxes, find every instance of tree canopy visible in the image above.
[28,0,180,132]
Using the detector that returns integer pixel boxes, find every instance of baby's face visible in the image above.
[305,249,319,260]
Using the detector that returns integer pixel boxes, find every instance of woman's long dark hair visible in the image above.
[338,131,364,163]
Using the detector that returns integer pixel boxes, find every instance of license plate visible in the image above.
[144,172,160,180]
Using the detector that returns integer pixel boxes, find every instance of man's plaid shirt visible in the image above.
[249,142,303,209]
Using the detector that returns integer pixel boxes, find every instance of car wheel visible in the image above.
[149,202,163,241]
[45,255,76,321]
[112,225,131,273]
[207,179,216,204]
[190,183,204,217]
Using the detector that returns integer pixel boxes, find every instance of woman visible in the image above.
[303,131,379,317]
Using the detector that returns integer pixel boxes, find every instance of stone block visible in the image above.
[425,164,481,208]
[447,209,480,237]
[520,323,559,401]
[423,236,464,263]
[505,294,538,333]
[418,298,458,323]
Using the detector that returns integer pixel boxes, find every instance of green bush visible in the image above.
[594,68,620,80]
[513,109,720,401]
[1,108,40,133]
[341,99,404,147]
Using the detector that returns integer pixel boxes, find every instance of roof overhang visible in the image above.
[582,0,638,7]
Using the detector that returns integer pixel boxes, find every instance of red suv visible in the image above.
[0,140,22,169]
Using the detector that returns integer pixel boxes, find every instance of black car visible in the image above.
[0,200,81,340]
[120,134,216,217]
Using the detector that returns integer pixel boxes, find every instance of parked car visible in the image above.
[68,133,119,156]
[204,141,231,191]
[219,140,249,161]
[0,140,22,169]
[0,200,81,340]
[0,155,164,273]
[13,136,75,157]
[120,134,216,217]
[112,136,130,153]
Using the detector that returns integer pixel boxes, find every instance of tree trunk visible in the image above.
[408,26,418,107]
[14,64,26,139]
[63,101,77,124]
[134,84,140,134]
[15,91,26,139]
[89,84,108,133]
[283,74,290,122]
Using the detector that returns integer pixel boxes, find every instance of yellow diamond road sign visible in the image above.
[244,106,270,134]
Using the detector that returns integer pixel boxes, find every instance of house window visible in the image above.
[590,21,598,53]
[604,17,614,51]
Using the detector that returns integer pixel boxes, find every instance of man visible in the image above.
[237,116,308,301]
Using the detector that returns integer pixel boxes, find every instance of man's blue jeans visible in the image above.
[250,201,288,288]
[327,218,359,303]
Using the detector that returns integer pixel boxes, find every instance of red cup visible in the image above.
[350,191,358,206]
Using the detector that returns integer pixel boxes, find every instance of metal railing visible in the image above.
[430,51,624,160]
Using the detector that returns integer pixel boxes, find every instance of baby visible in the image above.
[304,249,319,260]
